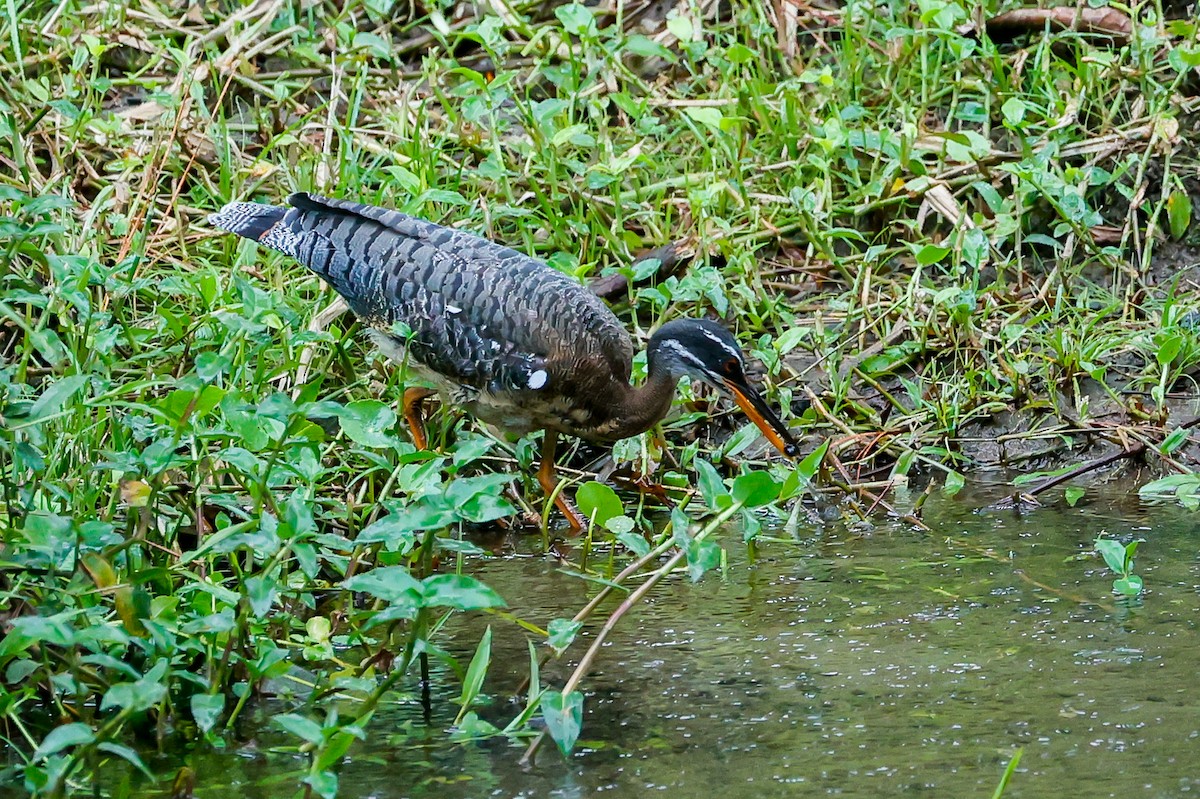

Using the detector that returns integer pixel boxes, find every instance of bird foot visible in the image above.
[536,430,589,534]
[403,387,436,450]
[554,493,588,534]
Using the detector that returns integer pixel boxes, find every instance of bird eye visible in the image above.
[722,359,739,374]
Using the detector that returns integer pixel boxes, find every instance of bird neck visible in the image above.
[610,367,680,440]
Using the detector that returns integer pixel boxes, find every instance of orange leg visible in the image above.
[403,387,436,450]
[537,430,586,532]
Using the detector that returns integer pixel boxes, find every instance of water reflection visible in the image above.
[182,482,1200,798]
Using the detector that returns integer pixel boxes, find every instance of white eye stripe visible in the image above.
[700,328,742,362]
[661,339,708,371]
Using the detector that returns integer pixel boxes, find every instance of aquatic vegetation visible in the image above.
[1094,536,1145,597]
[2,0,1198,794]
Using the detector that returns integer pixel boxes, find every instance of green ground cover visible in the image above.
[1,0,1198,794]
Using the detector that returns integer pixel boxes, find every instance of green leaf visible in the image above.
[960,226,990,269]
[224,407,282,450]
[313,729,359,772]
[304,769,338,799]
[943,470,965,497]
[683,106,724,132]
[421,574,506,610]
[694,458,728,509]
[616,529,649,556]
[455,627,492,724]
[244,574,277,617]
[450,434,494,466]
[541,690,584,756]
[343,566,422,603]
[731,471,780,507]
[370,498,458,533]
[1001,97,1026,126]
[1167,189,1192,240]
[721,421,766,458]
[1160,426,1190,455]
[551,123,595,148]
[1094,538,1128,576]
[195,351,231,382]
[1139,473,1200,503]
[27,374,89,422]
[451,711,503,740]
[191,694,225,734]
[1123,540,1139,565]
[445,473,516,523]
[101,659,168,713]
[352,30,392,59]
[1156,333,1184,366]
[795,439,828,481]
[33,723,94,760]
[860,342,921,375]
[915,244,951,265]
[307,616,331,642]
[575,482,623,528]
[725,42,755,63]
[1064,486,1085,507]
[417,188,468,206]
[555,2,596,36]
[274,713,324,745]
[604,515,635,535]
[547,618,582,655]
[96,742,154,778]
[1012,464,1075,487]
[666,12,694,43]
[1114,575,1144,596]
[1169,42,1200,68]
[624,34,675,61]
[685,538,722,582]
[337,400,398,448]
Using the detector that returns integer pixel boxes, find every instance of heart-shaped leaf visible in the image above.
[541,689,584,755]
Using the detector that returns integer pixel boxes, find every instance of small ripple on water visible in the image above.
[164,493,1200,799]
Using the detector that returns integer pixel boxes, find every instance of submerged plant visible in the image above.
[1093,536,1144,598]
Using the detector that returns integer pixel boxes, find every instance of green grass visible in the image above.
[1,0,1199,794]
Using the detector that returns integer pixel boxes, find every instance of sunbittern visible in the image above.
[209,193,798,528]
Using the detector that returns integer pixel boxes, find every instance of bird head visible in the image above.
[647,318,799,458]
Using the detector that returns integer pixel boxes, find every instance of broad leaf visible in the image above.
[421,574,506,610]
[274,713,324,745]
[343,566,422,604]
[33,724,94,760]
[731,471,780,507]
[576,482,623,528]
[337,400,398,448]
[547,618,582,655]
[686,538,723,582]
[191,694,225,734]
[541,690,584,756]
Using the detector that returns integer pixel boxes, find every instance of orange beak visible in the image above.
[723,377,799,458]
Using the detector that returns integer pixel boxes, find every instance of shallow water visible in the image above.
[179,479,1200,798]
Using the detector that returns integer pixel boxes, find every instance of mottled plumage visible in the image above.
[210,193,797,527]
[211,193,649,440]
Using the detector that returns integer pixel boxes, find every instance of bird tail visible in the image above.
[208,201,298,257]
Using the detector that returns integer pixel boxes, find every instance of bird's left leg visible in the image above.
[537,430,586,532]
[402,387,437,450]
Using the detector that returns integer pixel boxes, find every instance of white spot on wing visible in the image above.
[528,369,548,390]
[446,304,462,314]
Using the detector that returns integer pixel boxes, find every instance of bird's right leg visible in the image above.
[402,387,436,450]
[537,430,586,532]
